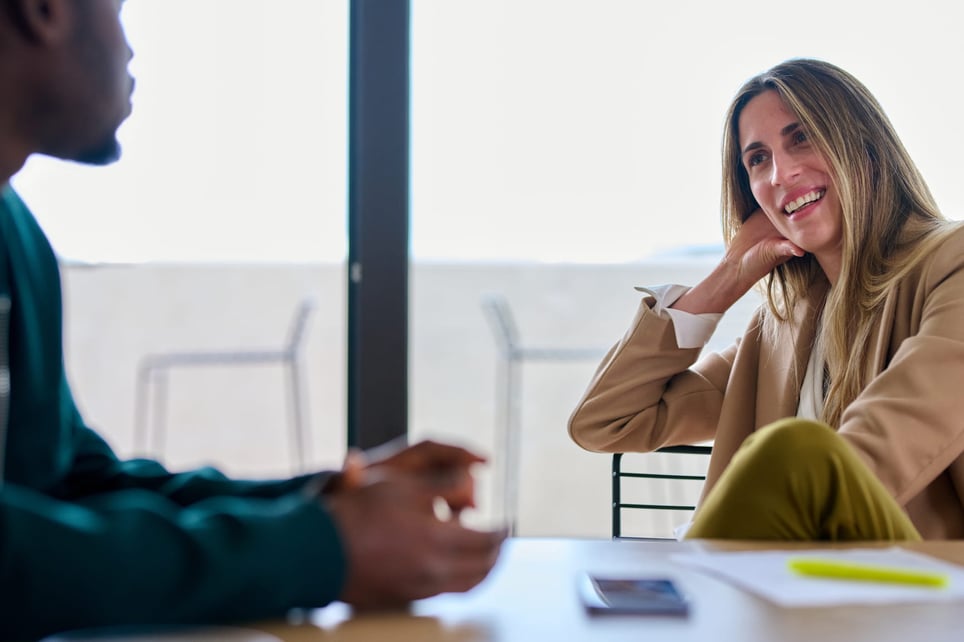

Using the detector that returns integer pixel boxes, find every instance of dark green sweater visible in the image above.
[0,186,346,641]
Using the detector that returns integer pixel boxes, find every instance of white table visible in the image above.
[253,537,964,642]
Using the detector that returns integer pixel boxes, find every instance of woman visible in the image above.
[568,58,964,540]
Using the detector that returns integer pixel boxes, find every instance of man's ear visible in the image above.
[9,0,70,44]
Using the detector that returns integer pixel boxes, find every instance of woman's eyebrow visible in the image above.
[781,122,801,136]
[741,122,802,155]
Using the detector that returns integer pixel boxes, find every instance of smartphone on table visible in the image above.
[578,573,690,616]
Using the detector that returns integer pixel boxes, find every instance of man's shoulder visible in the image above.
[0,184,33,222]
[0,184,19,211]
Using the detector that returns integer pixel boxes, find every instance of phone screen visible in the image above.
[578,573,690,616]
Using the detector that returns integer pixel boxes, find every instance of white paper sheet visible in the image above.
[672,547,964,607]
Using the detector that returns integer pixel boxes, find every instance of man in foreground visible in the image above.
[0,1,505,639]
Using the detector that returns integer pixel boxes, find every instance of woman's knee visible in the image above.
[743,418,845,469]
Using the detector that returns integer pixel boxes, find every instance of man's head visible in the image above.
[0,0,133,178]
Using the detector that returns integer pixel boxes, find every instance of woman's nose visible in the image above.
[770,152,800,186]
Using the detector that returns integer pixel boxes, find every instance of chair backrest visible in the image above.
[481,293,520,357]
[285,297,316,356]
[481,293,608,362]
[612,445,713,540]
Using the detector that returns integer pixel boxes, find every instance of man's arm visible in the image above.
[50,403,328,505]
[5,409,504,639]
[0,477,345,641]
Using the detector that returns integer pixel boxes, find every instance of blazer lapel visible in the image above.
[757,281,826,424]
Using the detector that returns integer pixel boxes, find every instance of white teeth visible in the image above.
[784,190,824,215]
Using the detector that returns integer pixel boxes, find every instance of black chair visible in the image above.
[611,445,713,540]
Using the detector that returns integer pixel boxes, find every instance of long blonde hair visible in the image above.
[720,58,952,427]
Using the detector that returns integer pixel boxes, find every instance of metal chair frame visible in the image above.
[481,293,607,534]
[134,297,315,471]
[611,445,713,539]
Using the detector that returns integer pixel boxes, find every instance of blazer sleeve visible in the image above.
[840,229,964,506]
[568,294,739,453]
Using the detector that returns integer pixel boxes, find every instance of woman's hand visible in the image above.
[672,210,804,315]
[724,210,805,288]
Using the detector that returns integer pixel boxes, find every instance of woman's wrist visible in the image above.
[671,260,751,314]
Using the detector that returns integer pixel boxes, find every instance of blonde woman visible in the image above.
[569,58,964,540]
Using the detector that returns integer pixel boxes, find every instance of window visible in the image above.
[12,0,963,535]
[409,0,964,536]
[12,0,350,478]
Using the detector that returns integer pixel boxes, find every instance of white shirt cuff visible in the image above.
[634,284,722,349]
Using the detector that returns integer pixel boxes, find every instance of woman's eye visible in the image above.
[747,152,767,168]
[792,129,808,144]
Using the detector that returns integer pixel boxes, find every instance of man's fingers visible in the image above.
[413,440,488,466]
[340,448,369,489]
[330,477,506,608]
[377,440,488,472]
[432,523,507,568]
[365,442,486,514]
[422,468,476,512]
[428,525,506,594]
[399,525,505,600]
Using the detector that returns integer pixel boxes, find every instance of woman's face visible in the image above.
[738,90,843,279]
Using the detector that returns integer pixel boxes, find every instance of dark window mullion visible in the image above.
[347,0,411,450]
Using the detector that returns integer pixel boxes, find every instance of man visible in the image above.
[0,1,505,639]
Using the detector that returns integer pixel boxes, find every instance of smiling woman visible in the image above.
[568,58,964,543]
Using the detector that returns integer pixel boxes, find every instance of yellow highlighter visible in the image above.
[787,557,950,588]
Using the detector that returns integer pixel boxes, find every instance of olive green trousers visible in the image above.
[685,418,921,541]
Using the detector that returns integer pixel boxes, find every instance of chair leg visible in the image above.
[152,370,169,457]
[492,352,523,535]
[500,357,522,536]
[493,354,507,530]
[134,366,151,454]
[287,360,309,472]
[495,355,521,535]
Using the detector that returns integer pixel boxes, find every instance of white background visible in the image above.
[12,0,964,264]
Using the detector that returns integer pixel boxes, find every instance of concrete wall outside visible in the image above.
[61,260,759,538]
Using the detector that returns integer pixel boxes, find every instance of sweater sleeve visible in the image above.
[0,186,349,640]
[0,473,346,641]
[1,406,346,641]
[55,402,329,505]
[0,396,350,640]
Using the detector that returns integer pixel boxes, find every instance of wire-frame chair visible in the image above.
[134,297,316,472]
[481,293,608,534]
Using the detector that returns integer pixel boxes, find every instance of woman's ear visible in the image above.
[10,0,70,44]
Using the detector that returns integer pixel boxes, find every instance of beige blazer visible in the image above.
[569,225,964,539]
